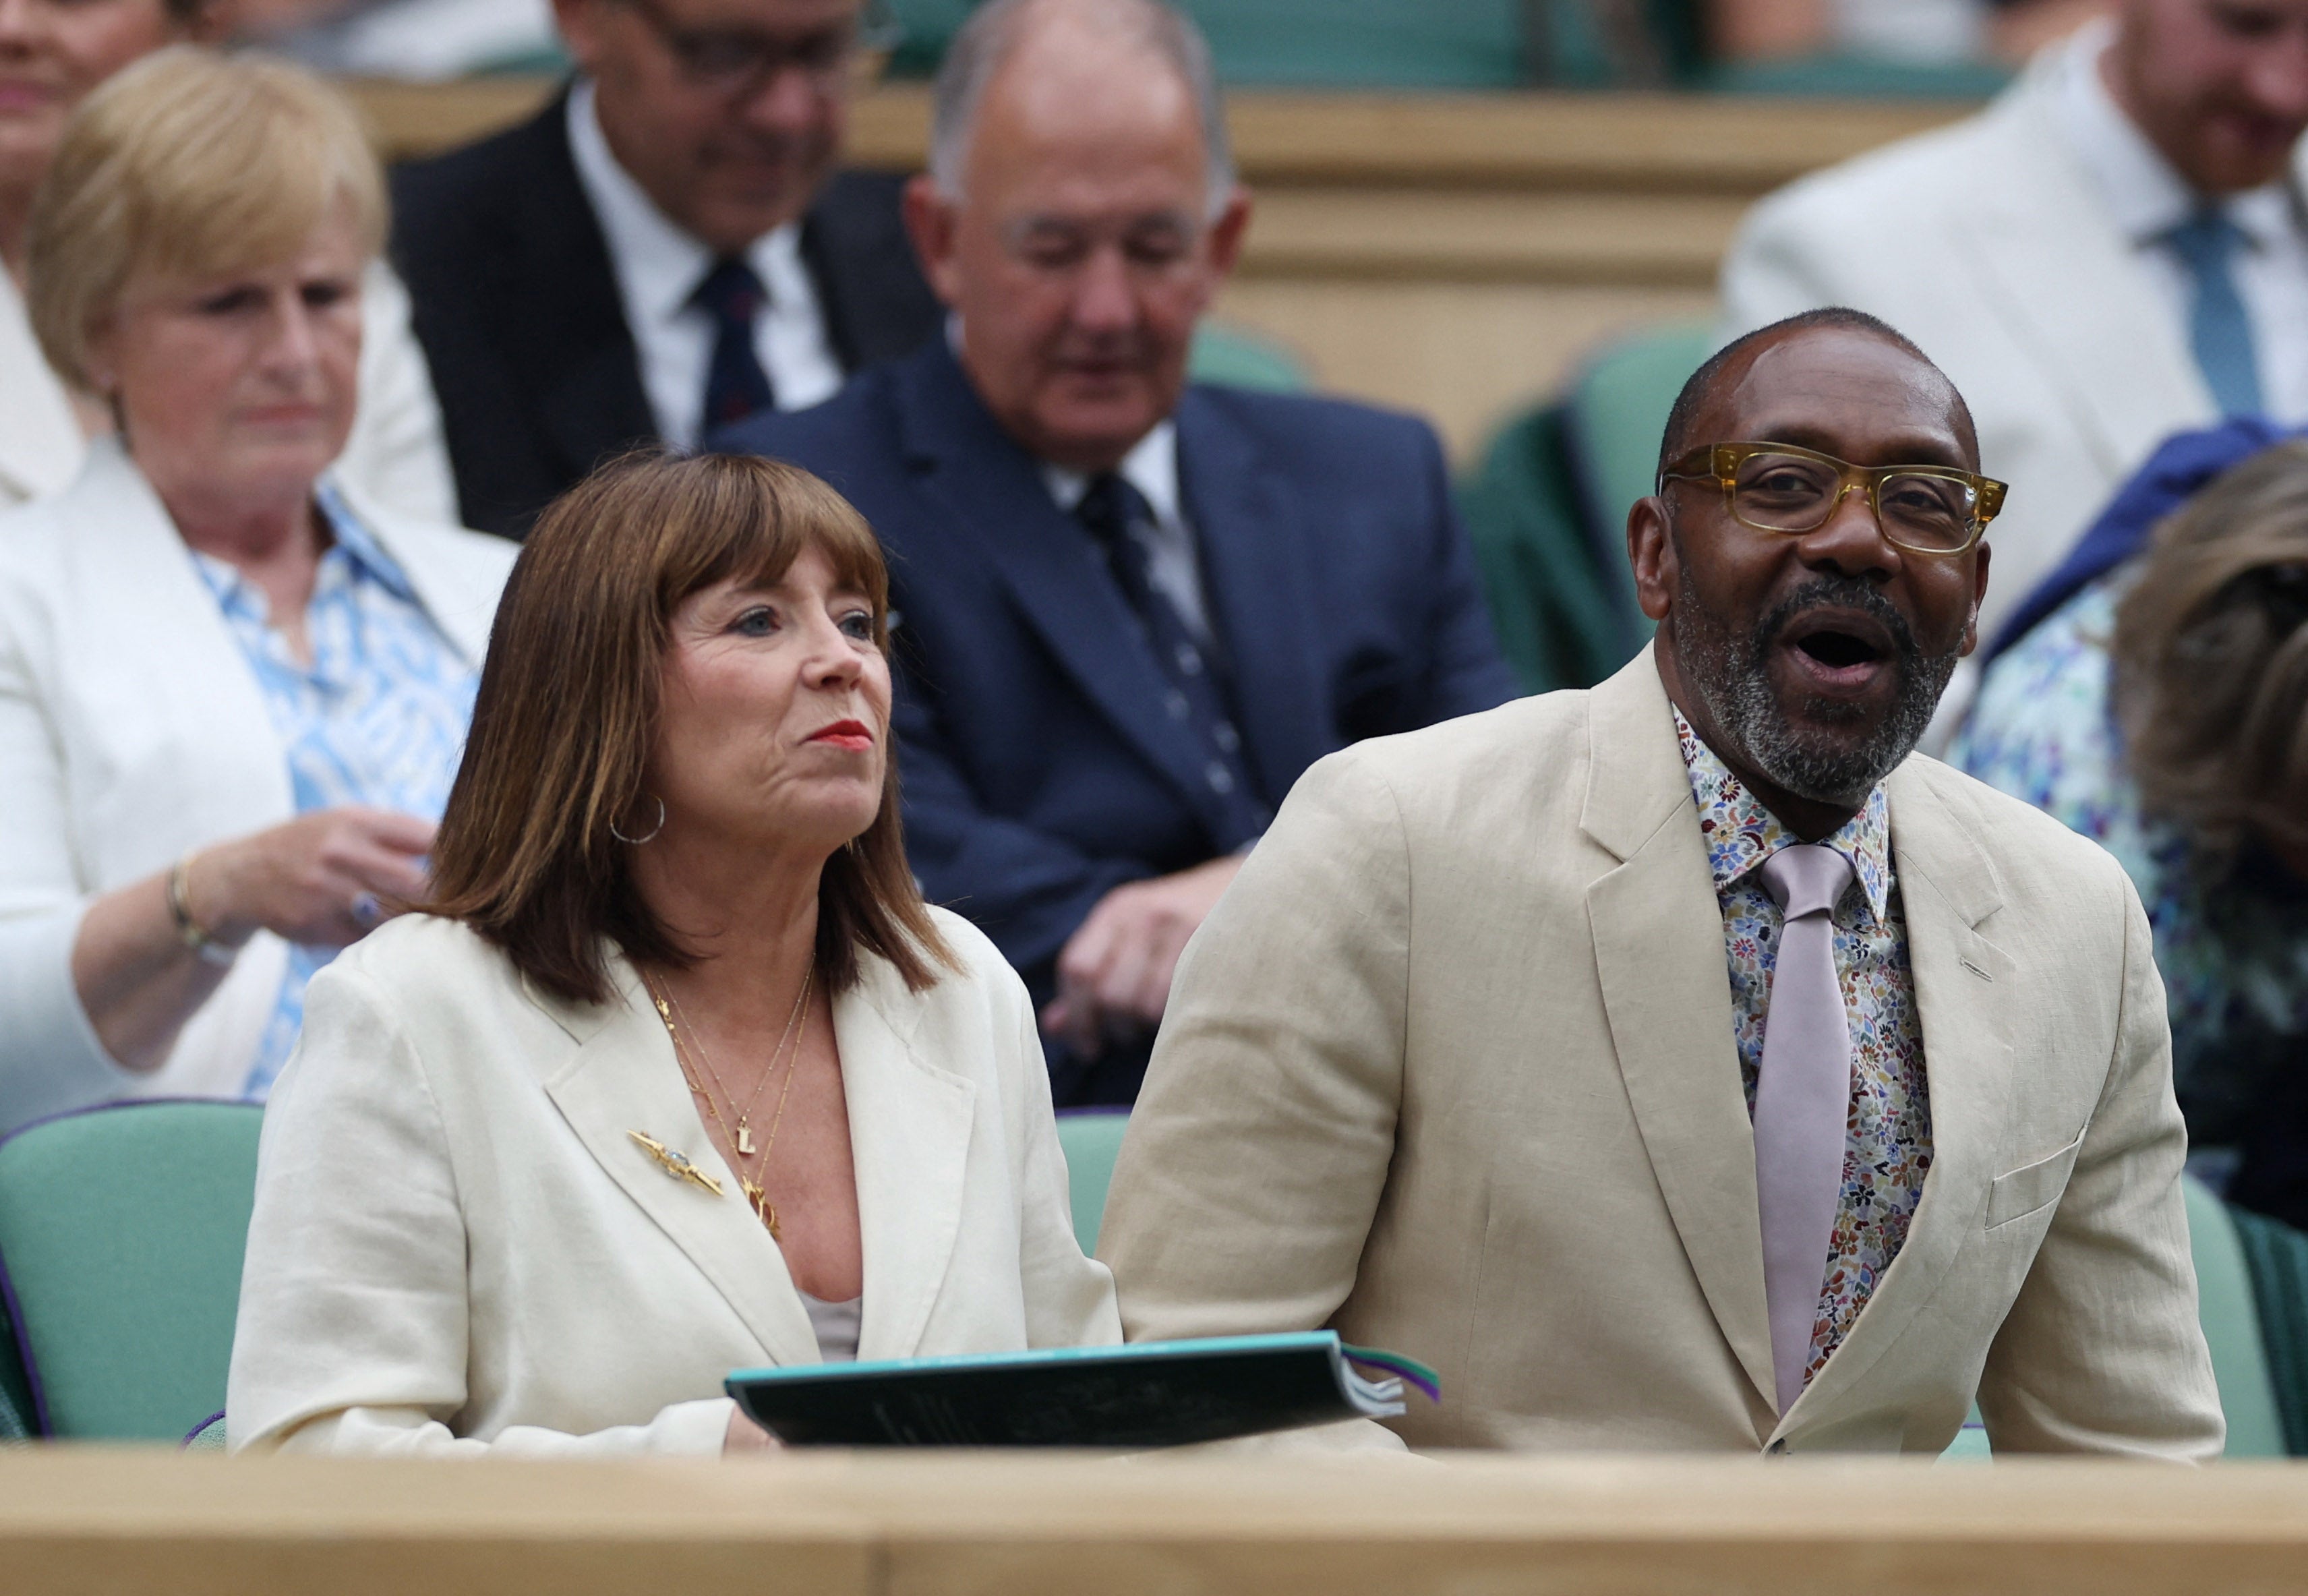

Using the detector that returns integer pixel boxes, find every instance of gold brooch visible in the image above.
[629,1130,723,1195]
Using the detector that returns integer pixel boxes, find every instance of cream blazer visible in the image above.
[1716,24,2250,643]
[0,261,459,523]
[228,910,1121,1456]
[0,440,514,1134]
[1100,650,2223,1459]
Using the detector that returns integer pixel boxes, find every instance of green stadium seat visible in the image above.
[890,0,1529,87]
[0,1100,263,1440]
[1055,1109,1131,1254]
[1460,321,1709,695]
[1189,321,1309,392]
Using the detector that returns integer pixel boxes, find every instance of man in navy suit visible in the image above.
[717,0,1516,1103]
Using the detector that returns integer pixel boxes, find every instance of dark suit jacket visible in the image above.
[390,92,944,537]
[717,342,1518,1104]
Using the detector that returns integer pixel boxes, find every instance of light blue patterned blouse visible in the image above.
[189,486,479,1098]
[1953,574,2308,1142]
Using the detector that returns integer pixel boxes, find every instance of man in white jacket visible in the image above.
[1720,1,2308,653]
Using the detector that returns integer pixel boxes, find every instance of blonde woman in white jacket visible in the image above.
[0,51,512,1132]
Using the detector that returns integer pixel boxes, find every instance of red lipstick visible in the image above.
[808,719,873,751]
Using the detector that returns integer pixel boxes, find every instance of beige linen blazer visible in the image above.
[229,910,1120,1456]
[1100,650,2222,1458]
[1717,22,2256,644]
[0,440,513,1133]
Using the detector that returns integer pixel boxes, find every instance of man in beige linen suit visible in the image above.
[1098,309,2224,1458]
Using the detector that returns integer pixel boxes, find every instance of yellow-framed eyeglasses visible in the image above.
[1657,441,2006,556]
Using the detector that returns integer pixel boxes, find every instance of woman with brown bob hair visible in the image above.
[228,452,1119,1456]
[1957,430,2308,1231]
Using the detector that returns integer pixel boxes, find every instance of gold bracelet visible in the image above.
[166,854,238,968]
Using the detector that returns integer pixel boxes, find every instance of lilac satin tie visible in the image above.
[1754,843,1855,1417]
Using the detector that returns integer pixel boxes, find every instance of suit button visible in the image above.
[1206,763,1236,795]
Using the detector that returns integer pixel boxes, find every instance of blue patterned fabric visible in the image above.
[1984,420,2305,665]
[1674,708,1931,1389]
[189,486,479,1097]
[1954,574,2308,1158]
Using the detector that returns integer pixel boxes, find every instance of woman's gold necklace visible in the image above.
[646,967,812,1237]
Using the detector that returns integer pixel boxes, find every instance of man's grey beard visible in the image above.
[1674,567,1959,808]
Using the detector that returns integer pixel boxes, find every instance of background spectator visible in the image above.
[1719,0,2308,724]
[718,0,1516,1105]
[1957,427,2308,1229]
[0,1,456,516]
[0,49,512,1134]
[389,0,941,535]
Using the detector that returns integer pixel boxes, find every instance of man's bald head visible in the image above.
[1660,309,1979,478]
[928,0,1233,214]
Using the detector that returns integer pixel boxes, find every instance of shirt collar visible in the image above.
[189,485,417,617]
[566,78,803,332]
[1041,420,1183,526]
[1673,704,1893,926]
[2057,21,2297,248]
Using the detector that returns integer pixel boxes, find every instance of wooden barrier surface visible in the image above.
[7,1448,2308,1595]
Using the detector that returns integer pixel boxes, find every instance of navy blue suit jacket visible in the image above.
[715,341,1517,1101]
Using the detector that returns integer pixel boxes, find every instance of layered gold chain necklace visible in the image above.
[645,966,812,1238]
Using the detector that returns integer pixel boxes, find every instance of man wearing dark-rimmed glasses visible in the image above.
[390,0,942,536]
[1100,306,2222,1460]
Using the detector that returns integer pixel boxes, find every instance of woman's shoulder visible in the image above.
[324,914,529,1013]
[862,908,1034,1050]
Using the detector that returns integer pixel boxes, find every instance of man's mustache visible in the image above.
[1752,576,1920,663]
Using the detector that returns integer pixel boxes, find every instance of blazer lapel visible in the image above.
[534,957,823,1369]
[514,97,658,482]
[1954,63,2210,480]
[1175,389,1332,807]
[895,347,1229,825]
[1580,650,1777,1419]
[1777,763,2017,1431]
[0,272,83,504]
[838,962,978,1362]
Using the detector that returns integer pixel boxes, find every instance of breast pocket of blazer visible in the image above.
[1985,1130,2088,1231]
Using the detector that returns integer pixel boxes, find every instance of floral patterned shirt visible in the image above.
[1675,708,1934,1388]
[1953,574,2308,1148]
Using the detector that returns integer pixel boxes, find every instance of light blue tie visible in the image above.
[2166,208,2266,417]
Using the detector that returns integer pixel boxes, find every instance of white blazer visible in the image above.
[1716,27,2266,642]
[0,440,514,1133]
[227,911,1121,1456]
[0,260,460,524]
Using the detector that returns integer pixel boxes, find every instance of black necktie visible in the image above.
[1074,473,1266,847]
[692,257,776,434]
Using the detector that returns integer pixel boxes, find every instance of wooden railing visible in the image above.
[5,1448,2304,1594]
[345,80,1972,456]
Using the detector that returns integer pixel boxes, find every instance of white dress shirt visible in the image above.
[2057,27,2308,421]
[566,80,846,450]
[1040,420,1214,643]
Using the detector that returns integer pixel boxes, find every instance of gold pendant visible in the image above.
[737,1122,754,1156]
[629,1130,724,1196]
[742,1178,779,1239]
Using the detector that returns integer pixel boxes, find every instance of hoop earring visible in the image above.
[610,796,665,846]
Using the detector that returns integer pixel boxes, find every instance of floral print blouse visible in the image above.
[1676,708,1934,1390]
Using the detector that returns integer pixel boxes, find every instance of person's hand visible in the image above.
[191,807,436,950]
[723,1405,780,1454]
[1040,854,1246,1059]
